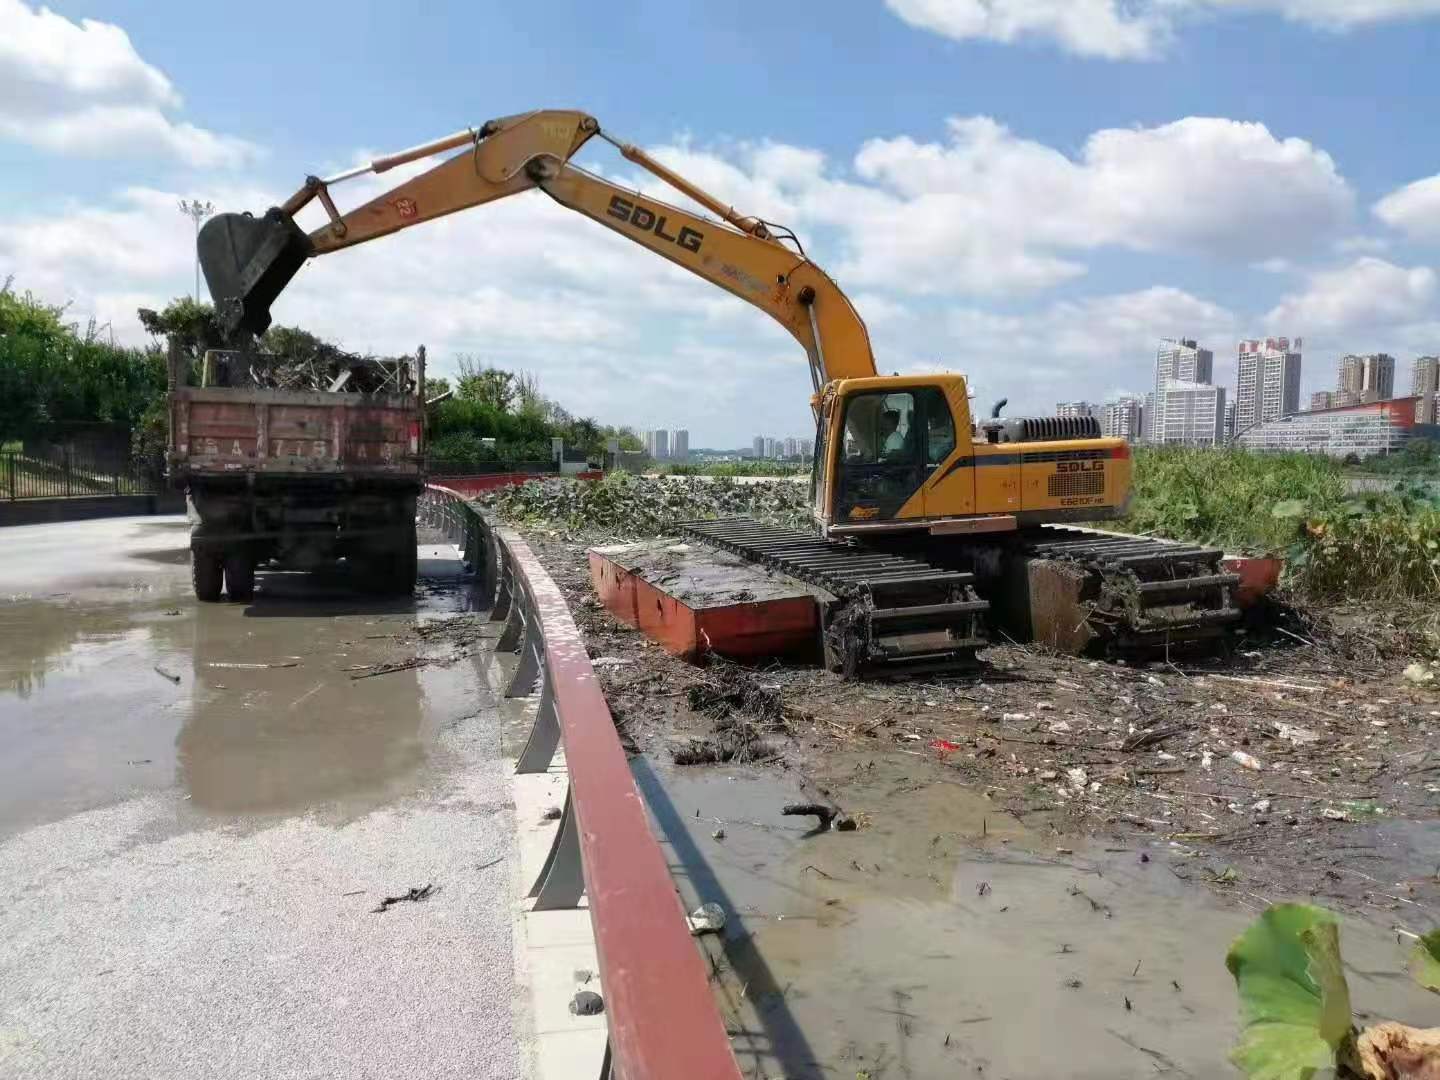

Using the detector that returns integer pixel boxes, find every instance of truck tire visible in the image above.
[368,524,417,596]
[192,550,223,603]
[224,552,255,603]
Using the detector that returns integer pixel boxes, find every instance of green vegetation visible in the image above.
[485,472,811,537]
[662,460,810,477]
[1118,447,1440,602]
[1118,446,1348,553]
[1227,903,1440,1079]
[3,286,640,476]
[1343,437,1440,476]
[0,280,167,447]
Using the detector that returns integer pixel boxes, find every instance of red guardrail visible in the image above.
[421,484,742,1080]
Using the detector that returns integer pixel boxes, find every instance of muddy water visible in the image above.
[0,517,484,836]
[640,756,1438,1079]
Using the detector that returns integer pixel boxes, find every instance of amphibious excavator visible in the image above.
[197,108,1240,674]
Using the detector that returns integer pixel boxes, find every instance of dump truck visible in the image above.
[166,342,425,602]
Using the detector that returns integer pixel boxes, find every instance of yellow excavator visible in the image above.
[199,108,1239,674]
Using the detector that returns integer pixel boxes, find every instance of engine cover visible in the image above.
[997,416,1102,443]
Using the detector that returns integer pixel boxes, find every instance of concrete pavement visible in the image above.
[0,516,529,1078]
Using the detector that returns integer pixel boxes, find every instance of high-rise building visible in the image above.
[1413,357,1439,425]
[1236,337,1302,433]
[1338,353,1395,404]
[649,429,669,459]
[1056,401,1097,420]
[1156,382,1227,446]
[1153,339,1214,440]
[800,438,815,457]
[752,435,766,458]
[672,429,689,460]
[783,437,799,458]
[763,436,778,459]
[1100,396,1144,442]
[1224,400,1237,442]
[1143,391,1156,441]
[1311,391,1334,412]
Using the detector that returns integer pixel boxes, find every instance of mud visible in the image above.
[647,755,1439,1079]
[521,528,1440,1077]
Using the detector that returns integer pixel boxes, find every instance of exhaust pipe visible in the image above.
[197,209,313,338]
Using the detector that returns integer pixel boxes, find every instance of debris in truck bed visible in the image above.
[206,345,417,395]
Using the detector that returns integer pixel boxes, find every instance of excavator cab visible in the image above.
[815,376,977,533]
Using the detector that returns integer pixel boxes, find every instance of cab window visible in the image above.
[921,388,956,465]
[843,392,918,465]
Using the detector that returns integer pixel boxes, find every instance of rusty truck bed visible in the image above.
[170,386,423,480]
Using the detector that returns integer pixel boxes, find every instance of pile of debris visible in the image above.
[483,473,811,538]
[207,346,416,395]
[671,663,808,765]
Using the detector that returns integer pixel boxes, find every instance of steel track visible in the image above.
[679,519,988,676]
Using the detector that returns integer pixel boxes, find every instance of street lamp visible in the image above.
[178,199,215,302]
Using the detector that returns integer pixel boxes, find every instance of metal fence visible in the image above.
[420,484,742,1080]
[1,450,160,500]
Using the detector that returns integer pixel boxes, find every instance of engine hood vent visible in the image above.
[997,416,1102,443]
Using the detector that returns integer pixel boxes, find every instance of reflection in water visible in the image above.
[0,600,142,699]
[0,597,193,832]
[177,574,427,815]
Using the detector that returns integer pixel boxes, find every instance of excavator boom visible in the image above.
[197,109,876,389]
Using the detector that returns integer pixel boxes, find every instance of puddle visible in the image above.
[640,757,1440,1079]
[0,539,489,836]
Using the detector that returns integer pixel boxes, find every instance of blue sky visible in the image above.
[3,0,1439,446]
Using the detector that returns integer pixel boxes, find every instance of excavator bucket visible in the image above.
[197,209,313,338]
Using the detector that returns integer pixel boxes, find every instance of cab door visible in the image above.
[917,385,975,519]
[833,389,926,523]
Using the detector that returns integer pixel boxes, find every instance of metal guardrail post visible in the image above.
[528,788,585,910]
[491,553,514,622]
[496,591,525,653]
[422,483,742,1080]
[515,675,561,774]
[507,615,543,698]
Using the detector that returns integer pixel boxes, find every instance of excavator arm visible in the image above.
[197,109,876,388]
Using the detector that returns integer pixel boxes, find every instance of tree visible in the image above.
[454,354,516,412]
[137,297,225,359]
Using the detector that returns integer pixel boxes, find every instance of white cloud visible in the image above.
[1373,174,1440,243]
[644,116,1350,295]
[883,0,1168,60]
[1253,257,1294,273]
[1334,234,1390,254]
[885,0,1440,58]
[1207,0,1440,29]
[1264,256,1438,333]
[0,0,258,166]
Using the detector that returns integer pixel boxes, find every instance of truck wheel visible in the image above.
[224,552,255,603]
[398,534,418,593]
[192,550,223,603]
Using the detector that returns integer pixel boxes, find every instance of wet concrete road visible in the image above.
[0,516,524,1078]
